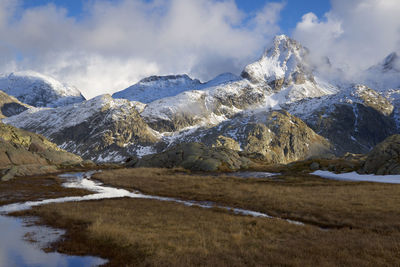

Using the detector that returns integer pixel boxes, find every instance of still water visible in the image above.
[0,213,106,267]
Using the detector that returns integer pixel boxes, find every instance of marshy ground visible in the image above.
[3,167,400,266]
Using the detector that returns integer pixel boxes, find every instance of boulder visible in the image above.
[362,134,400,175]
[132,142,253,172]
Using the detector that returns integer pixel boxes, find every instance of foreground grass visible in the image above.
[14,198,400,266]
[93,168,400,230]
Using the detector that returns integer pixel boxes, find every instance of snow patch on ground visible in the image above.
[312,170,400,184]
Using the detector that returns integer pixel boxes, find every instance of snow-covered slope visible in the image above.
[0,71,85,107]
[112,75,201,103]
[112,73,241,103]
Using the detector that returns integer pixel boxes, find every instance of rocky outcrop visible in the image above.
[362,134,400,175]
[168,110,332,164]
[130,142,253,172]
[0,90,30,118]
[0,122,82,180]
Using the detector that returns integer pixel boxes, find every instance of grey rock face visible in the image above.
[362,134,400,175]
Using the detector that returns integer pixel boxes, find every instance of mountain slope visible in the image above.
[161,110,332,164]
[287,85,397,155]
[4,95,159,162]
[0,71,85,107]
[0,122,82,180]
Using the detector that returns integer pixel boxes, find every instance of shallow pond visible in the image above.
[0,214,107,267]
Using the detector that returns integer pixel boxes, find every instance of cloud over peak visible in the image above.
[293,0,400,80]
[0,0,284,98]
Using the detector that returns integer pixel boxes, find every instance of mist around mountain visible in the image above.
[1,35,399,167]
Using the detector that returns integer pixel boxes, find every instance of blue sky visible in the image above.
[22,0,331,34]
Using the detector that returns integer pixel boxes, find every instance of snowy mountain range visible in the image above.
[2,35,400,163]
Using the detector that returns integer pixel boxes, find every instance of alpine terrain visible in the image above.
[1,35,399,170]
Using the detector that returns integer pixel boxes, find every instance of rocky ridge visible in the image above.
[0,122,82,180]
[2,35,399,169]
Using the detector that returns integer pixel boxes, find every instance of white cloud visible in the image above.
[293,0,400,81]
[0,0,284,98]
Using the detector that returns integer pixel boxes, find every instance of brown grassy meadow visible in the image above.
[6,167,400,266]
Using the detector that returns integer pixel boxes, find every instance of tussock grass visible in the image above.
[16,198,400,266]
[94,168,400,230]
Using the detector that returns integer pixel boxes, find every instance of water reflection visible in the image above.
[0,215,107,267]
[227,171,280,179]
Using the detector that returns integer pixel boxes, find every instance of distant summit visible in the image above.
[0,71,85,107]
[112,73,241,103]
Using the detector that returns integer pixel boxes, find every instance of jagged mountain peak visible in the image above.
[363,52,400,91]
[0,71,85,107]
[263,34,306,59]
[241,35,314,90]
[382,52,399,72]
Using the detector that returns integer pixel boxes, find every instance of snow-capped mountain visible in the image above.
[241,35,338,101]
[112,73,241,103]
[364,52,400,91]
[112,75,202,103]
[3,35,398,163]
[140,35,337,133]
[0,71,85,107]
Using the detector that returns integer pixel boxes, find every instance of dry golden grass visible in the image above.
[16,198,400,267]
[94,168,400,230]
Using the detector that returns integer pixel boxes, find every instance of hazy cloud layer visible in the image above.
[0,0,284,98]
[293,0,400,81]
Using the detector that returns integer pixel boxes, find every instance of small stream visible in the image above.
[0,171,303,266]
